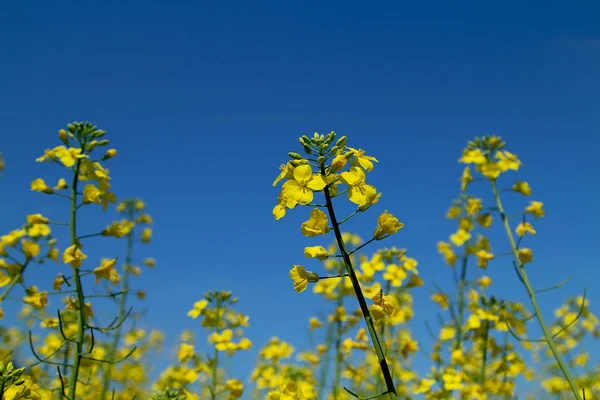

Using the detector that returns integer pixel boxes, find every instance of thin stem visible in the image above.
[320,163,398,400]
[333,295,344,399]
[210,299,222,400]
[491,180,582,400]
[67,157,87,399]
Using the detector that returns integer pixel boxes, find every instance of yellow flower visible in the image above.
[496,150,521,171]
[442,369,464,391]
[382,264,407,287]
[446,206,461,219]
[82,184,102,204]
[22,240,40,259]
[187,299,208,319]
[303,246,329,260]
[93,258,120,284]
[141,227,152,243]
[23,287,48,310]
[330,154,347,172]
[513,180,532,195]
[281,164,326,205]
[476,213,492,228]
[289,265,319,293]
[178,343,196,363]
[449,229,470,247]
[516,222,536,236]
[300,208,330,237]
[31,178,54,194]
[62,244,87,268]
[525,201,545,218]
[26,214,49,224]
[459,148,486,164]
[273,162,295,187]
[54,178,69,190]
[366,285,397,320]
[103,149,117,160]
[225,379,244,399]
[431,293,450,310]
[440,326,456,341]
[518,248,533,264]
[27,223,51,237]
[480,161,501,180]
[475,249,494,269]
[466,198,482,216]
[460,166,473,192]
[308,317,324,331]
[143,257,156,267]
[477,276,492,289]
[373,211,403,240]
[338,167,377,205]
[210,329,235,351]
[347,147,378,171]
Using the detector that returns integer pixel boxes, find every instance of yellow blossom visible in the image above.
[476,213,492,228]
[338,167,378,205]
[330,154,347,172]
[22,240,40,259]
[141,227,152,243]
[382,264,407,287]
[347,147,378,171]
[525,201,545,218]
[31,178,54,194]
[54,178,69,189]
[188,299,208,319]
[431,293,450,310]
[373,211,403,240]
[459,148,486,164]
[300,208,330,237]
[475,249,494,269]
[303,246,329,260]
[281,164,326,205]
[518,248,533,264]
[289,265,319,293]
[62,244,87,268]
[460,166,473,192]
[513,180,532,195]
[449,229,470,247]
[93,258,120,284]
[516,222,536,236]
[178,343,196,363]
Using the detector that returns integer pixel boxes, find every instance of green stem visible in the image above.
[491,180,582,400]
[318,322,334,400]
[479,321,489,386]
[67,158,87,400]
[333,295,344,399]
[320,164,398,400]
[210,300,222,400]
[99,208,135,400]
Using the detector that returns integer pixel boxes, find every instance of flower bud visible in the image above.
[97,139,110,146]
[288,152,303,160]
[92,130,106,138]
[58,129,68,144]
[317,156,325,165]
[302,144,312,155]
[335,136,347,148]
[102,149,117,160]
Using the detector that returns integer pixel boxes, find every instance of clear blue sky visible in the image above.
[1,0,599,395]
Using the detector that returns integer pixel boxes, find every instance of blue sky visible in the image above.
[1,0,599,396]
